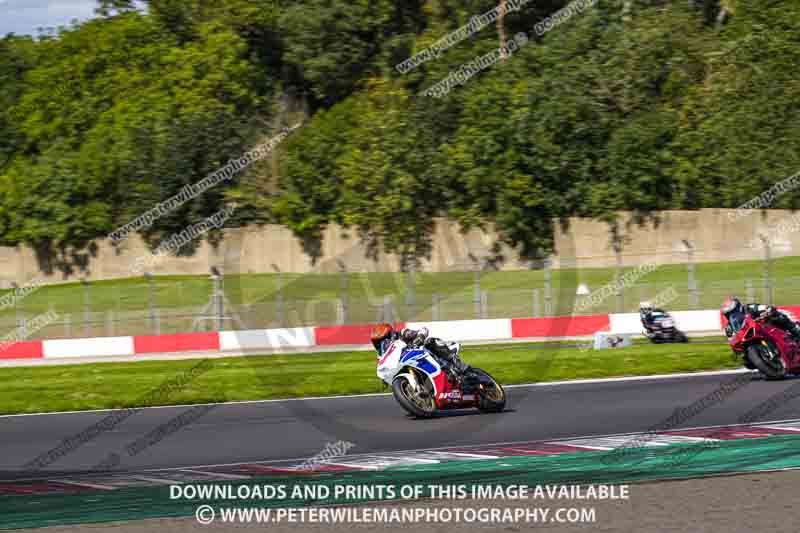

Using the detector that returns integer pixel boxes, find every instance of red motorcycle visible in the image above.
[728,312,800,379]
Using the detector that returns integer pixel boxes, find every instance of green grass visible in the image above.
[0,340,739,415]
[6,254,800,336]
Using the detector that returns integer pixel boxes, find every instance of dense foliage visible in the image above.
[1,0,799,269]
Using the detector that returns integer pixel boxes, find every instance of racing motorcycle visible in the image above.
[728,311,800,379]
[644,311,689,343]
[377,338,506,418]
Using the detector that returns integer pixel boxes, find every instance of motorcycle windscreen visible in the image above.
[726,310,746,334]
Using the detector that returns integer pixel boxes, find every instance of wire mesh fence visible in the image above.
[0,263,795,340]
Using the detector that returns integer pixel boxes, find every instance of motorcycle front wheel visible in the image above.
[392,373,437,418]
[747,343,786,380]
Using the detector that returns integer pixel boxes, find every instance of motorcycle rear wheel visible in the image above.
[472,368,506,413]
[747,343,786,380]
[392,373,437,418]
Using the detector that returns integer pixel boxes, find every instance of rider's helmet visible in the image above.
[370,323,395,354]
[399,328,416,344]
[400,326,429,347]
[721,297,746,335]
[720,297,743,318]
[639,301,653,315]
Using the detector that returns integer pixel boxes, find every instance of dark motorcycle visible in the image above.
[643,311,689,343]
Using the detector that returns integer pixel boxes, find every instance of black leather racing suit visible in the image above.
[400,328,469,374]
[640,308,667,336]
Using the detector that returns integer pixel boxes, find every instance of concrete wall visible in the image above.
[551,208,797,268]
[0,208,796,285]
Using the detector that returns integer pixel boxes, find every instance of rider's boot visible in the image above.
[443,363,461,385]
[442,342,469,374]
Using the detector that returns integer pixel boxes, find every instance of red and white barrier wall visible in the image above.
[608,310,723,335]
[0,308,741,361]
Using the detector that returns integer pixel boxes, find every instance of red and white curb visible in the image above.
[4,306,797,362]
[3,419,800,496]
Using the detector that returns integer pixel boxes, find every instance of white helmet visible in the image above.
[640,301,653,313]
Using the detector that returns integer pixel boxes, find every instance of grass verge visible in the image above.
[0,340,739,415]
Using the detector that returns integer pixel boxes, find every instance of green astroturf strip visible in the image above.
[2,434,800,529]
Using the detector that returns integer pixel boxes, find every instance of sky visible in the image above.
[0,0,100,36]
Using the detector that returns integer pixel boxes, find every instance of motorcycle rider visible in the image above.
[721,297,800,341]
[370,323,470,374]
[639,301,668,336]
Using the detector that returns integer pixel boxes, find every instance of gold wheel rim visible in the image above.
[403,379,435,411]
[480,375,504,402]
[485,385,504,402]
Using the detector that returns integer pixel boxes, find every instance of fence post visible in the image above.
[39,302,53,339]
[340,263,348,325]
[336,298,345,325]
[473,262,482,320]
[271,265,285,327]
[759,234,773,305]
[176,281,183,309]
[746,278,755,302]
[115,284,122,315]
[682,240,699,309]
[210,269,224,331]
[82,279,90,337]
[532,289,540,317]
[613,241,624,313]
[11,282,23,339]
[383,295,394,323]
[154,308,161,336]
[544,258,553,316]
[144,273,156,335]
[406,265,414,321]
[481,291,488,319]
[106,310,114,337]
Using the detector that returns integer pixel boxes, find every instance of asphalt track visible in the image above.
[3,368,800,481]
